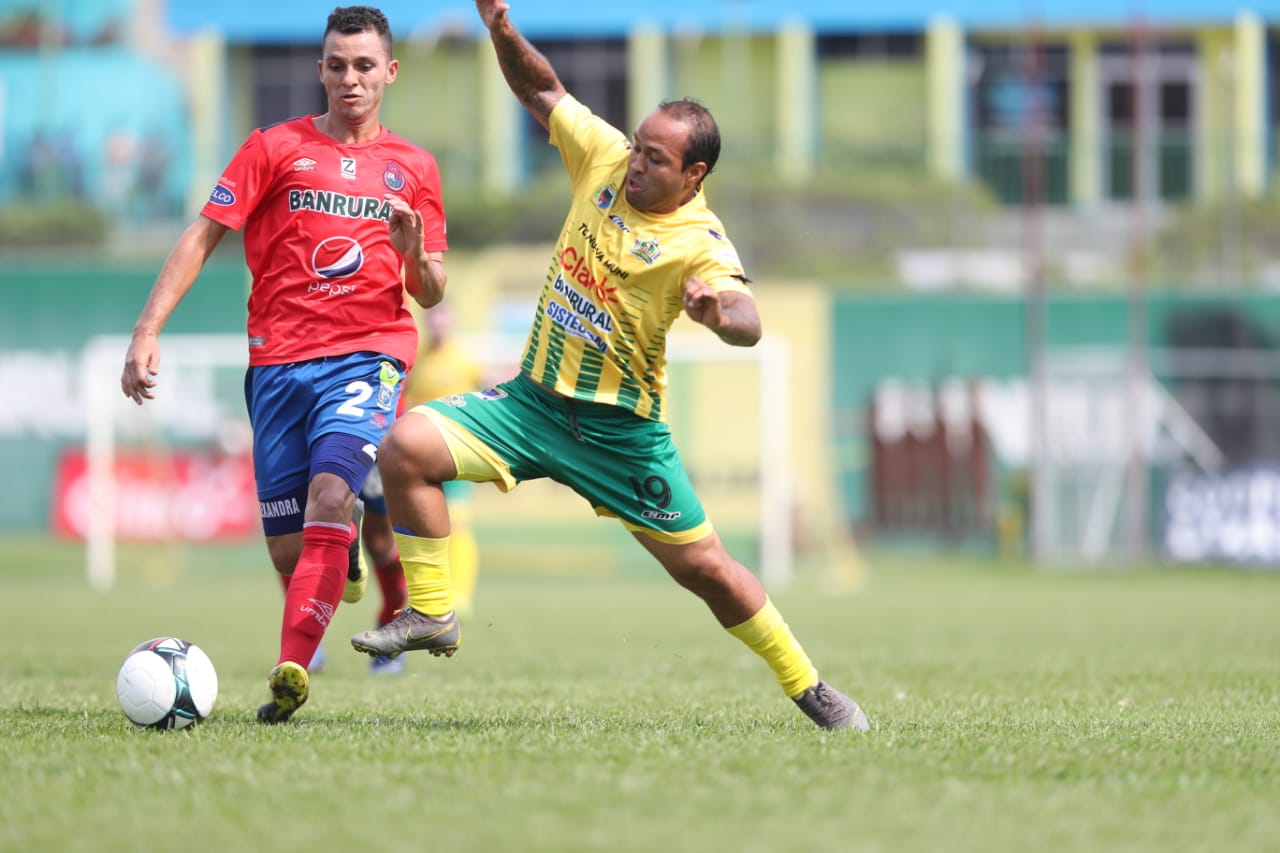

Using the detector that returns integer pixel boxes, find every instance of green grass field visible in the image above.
[2,535,1278,853]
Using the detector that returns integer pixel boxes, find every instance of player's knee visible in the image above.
[381,412,452,483]
[306,473,356,521]
[664,540,736,592]
[379,416,416,466]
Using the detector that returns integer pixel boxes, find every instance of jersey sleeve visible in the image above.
[692,224,753,297]
[200,129,274,232]
[548,94,630,193]
[413,151,448,253]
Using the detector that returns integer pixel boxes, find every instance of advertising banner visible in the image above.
[1163,467,1280,567]
[51,448,258,542]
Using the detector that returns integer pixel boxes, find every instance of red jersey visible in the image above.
[201,116,448,368]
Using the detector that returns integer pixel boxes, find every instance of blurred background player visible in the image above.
[351,0,868,731]
[120,5,448,723]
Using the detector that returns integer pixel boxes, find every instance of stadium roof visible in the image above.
[166,1,1280,43]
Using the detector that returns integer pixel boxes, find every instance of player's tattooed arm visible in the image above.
[476,0,566,130]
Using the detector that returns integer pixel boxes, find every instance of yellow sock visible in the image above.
[726,598,819,698]
[449,524,479,618]
[394,532,452,617]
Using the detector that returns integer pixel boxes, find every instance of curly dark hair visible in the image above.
[657,98,721,179]
[324,6,393,56]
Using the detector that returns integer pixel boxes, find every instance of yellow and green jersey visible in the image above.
[520,95,752,422]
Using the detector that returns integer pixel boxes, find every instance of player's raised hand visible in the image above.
[682,275,723,331]
[121,334,160,405]
[385,194,424,258]
[475,0,511,30]
[683,276,762,346]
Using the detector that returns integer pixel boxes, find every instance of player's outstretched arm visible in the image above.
[121,215,228,405]
[682,277,762,347]
[475,0,566,130]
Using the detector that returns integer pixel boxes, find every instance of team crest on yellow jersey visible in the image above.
[594,185,617,210]
[630,237,661,265]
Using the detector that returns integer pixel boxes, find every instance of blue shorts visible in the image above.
[245,352,403,501]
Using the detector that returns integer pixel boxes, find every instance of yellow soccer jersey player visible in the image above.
[355,0,870,733]
[520,94,752,422]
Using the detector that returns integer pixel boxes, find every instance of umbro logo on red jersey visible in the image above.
[292,157,317,172]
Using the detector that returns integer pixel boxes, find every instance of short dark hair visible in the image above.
[657,98,721,179]
[324,6,393,56]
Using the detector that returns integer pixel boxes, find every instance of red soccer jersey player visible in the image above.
[202,117,446,369]
[121,6,447,724]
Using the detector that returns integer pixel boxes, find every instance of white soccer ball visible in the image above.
[116,637,218,730]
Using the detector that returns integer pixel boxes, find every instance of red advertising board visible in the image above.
[52,448,259,541]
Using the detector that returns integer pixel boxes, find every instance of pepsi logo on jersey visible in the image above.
[311,236,364,279]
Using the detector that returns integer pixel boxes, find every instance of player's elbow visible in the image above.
[719,293,761,346]
[722,324,762,347]
[415,285,445,310]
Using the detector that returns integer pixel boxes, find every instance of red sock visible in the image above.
[278,523,351,667]
[374,552,407,627]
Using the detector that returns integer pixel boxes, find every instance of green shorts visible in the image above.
[419,373,711,543]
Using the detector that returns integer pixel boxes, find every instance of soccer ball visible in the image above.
[116,637,218,730]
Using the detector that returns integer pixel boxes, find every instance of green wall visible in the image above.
[0,256,247,530]
[5,261,1279,539]
[830,291,1280,525]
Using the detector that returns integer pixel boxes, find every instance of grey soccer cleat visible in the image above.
[350,607,460,659]
[793,680,870,731]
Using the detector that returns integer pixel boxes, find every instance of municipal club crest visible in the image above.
[630,236,661,265]
[383,161,406,192]
[594,185,616,210]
